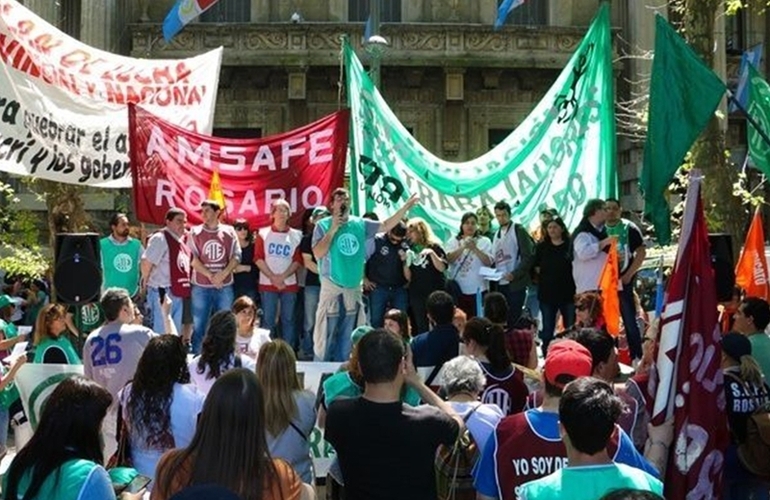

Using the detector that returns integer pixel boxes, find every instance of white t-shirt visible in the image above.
[235,328,272,360]
[446,236,494,294]
[121,382,204,484]
[448,400,504,454]
[188,353,257,397]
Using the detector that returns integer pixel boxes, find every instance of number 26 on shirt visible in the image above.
[90,333,123,366]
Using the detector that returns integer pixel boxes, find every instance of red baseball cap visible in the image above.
[544,340,593,388]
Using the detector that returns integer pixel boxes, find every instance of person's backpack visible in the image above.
[737,400,770,479]
[435,404,481,500]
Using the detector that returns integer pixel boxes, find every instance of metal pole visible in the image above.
[370,0,381,88]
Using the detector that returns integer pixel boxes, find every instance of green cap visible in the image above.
[350,325,374,345]
[0,295,12,310]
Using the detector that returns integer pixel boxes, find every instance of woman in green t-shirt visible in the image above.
[4,376,143,500]
[32,304,81,364]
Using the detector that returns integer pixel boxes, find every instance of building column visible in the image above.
[80,0,115,50]
[23,0,59,24]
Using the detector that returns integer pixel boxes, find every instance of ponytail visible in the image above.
[739,354,765,387]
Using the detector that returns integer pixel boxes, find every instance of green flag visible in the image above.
[641,16,725,245]
[346,3,615,239]
[747,65,770,177]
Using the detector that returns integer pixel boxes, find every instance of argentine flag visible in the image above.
[163,0,221,42]
[494,0,526,30]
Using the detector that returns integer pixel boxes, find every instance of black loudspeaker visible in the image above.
[54,233,102,305]
[708,233,735,302]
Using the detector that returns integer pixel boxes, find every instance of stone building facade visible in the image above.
[7,0,766,219]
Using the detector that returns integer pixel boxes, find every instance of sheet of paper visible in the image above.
[479,266,504,281]
[3,341,27,364]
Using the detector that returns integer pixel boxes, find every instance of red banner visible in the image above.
[649,174,728,499]
[129,104,349,228]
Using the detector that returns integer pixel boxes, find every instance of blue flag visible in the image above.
[163,0,221,42]
[364,15,373,43]
[494,0,526,30]
[730,43,763,112]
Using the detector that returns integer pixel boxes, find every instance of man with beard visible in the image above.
[141,207,191,335]
[101,212,144,299]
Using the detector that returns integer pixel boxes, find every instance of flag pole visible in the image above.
[727,90,770,150]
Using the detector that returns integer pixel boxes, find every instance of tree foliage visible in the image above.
[0,180,48,280]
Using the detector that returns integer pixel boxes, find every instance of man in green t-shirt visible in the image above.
[100,213,144,299]
[518,378,664,500]
[311,188,418,362]
[733,297,770,381]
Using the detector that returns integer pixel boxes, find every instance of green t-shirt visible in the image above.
[100,237,142,297]
[69,303,105,336]
[519,463,663,500]
[33,336,82,365]
[605,219,631,269]
[316,217,367,288]
[0,319,20,408]
[749,332,770,383]
[323,371,421,408]
[6,459,117,500]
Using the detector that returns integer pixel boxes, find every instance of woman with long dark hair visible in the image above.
[534,216,576,355]
[152,369,315,500]
[445,212,493,318]
[256,340,316,483]
[121,335,203,484]
[461,317,528,416]
[188,311,255,397]
[232,219,259,304]
[383,308,411,342]
[4,376,142,500]
[483,292,538,369]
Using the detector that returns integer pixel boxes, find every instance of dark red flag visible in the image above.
[648,172,729,499]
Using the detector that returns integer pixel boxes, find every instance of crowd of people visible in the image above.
[0,191,767,499]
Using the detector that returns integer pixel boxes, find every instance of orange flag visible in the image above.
[735,209,769,301]
[599,239,621,336]
[208,169,228,220]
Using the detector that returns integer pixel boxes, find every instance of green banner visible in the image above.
[346,4,616,240]
[748,65,770,178]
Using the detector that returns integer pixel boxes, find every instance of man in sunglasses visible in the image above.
[364,221,410,328]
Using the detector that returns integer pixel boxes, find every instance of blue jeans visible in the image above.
[0,406,8,451]
[368,285,408,328]
[146,286,185,335]
[303,286,320,357]
[191,285,234,354]
[322,293,360,362]
[499,284,527,328]
[619,277,643,359]
[261,291,298,350]
[525,284,540,320]
[540,301,575,356]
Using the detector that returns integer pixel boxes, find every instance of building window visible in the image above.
[58,0,81,39]
[348,0,402,23]
[498,0,547,26]
[200,0,250,23]
[725,11,745,55]
[213,128,262,139]
[488,129,512,149]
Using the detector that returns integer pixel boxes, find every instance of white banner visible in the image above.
[296,361,341,479]
[14,363,83,430]
[0,0,222,187]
